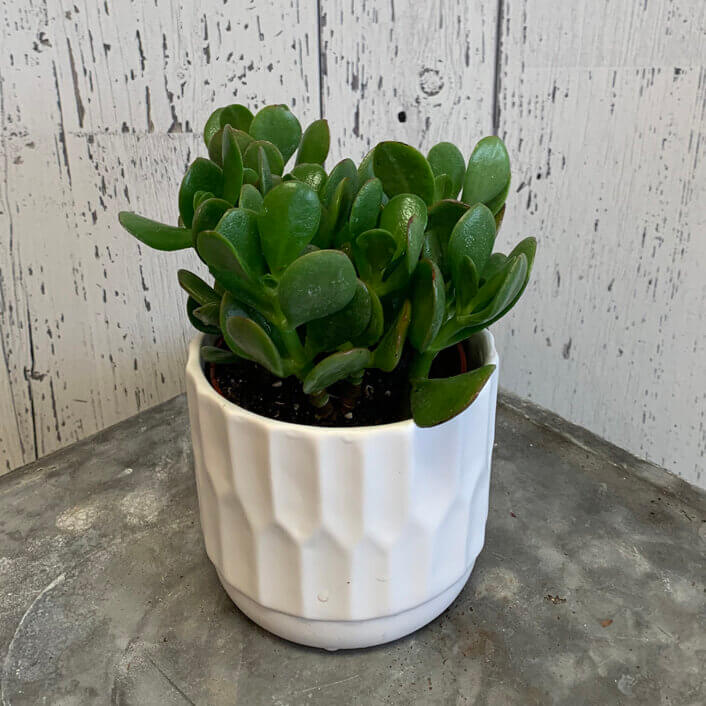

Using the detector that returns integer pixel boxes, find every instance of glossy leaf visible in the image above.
[357,149,375,184]
[296,119,330,165]
[256,146,273,194]
[201,346,240,364]
[354,288,384,346]
[177,269,220,306]
[480,252,508,284]
[192,302,220,328]
[215,208,267,279]
[306,279,372,351]
[207,129,224,166]
[192,198,232,240]
[405,215,426,274]
[249,105,302,164]
[242,167,258,185]
[178,158,223,228]
[187,296,219,334]
[243,140,284,176]
[193,190,215,210]
[462,136,511,214]
[257,181,322,273]
[378,193,427,253]
[203,107,225,147]
[303,348,372,395]
[455,255,480,315]
[447,202,496,283]
[220,104,254,133]
[349,178,383,238]
[320,159,357,207]
[354,228,398,283]
[409,259,446,352]
[232,129,255,155]
[373,141,435,205]
[118,212,192,251]
[411,365,496,427]
[225,315,283,376]
[289,163,327,193]
[422,230,443,270]
[315,176,354,248]
[372,299,411,372]
[278,249,357,328]
[221,125,244,203]
[433,173,453,203]
[427,142,465,198]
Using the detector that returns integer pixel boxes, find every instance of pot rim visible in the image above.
[187,330,498,436]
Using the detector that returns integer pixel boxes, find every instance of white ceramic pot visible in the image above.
[185,331,499,650]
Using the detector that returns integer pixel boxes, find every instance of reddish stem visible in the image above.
[456,342,468,373]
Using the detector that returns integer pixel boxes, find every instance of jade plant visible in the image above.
[119,103,535,426]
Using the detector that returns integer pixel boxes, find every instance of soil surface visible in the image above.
[207,342,465,427]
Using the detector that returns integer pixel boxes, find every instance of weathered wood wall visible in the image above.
[1,1,704,487]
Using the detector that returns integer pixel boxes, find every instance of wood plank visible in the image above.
[320,0,498,162]
[0,0,320,471]
[493,0,706,485]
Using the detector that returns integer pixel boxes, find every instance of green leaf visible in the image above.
[238,183,263,212]
[427,142,465,198]
[353,228,398,282]
[455,255,479,315]
[357,149,375,184]
[177,269,220,306]
[178,158,224,228]
[243,140,284,176]
[204,107,224,147]
[379,215,426,293]
[349,178,383,238]
[192,302,220,328]
[306,279,372,351]
[447,202,496,283]
[462,136,511,214]
[249,104,302,164]
[278,249,357,328]
[215,208,267,279]
[257,181,322,273]
[232,129,255,155]
[193,190,215,211]
[373,141,435,205]
[220,104,254,133]
[480,252,508,284]
[409,259,446,352]
[315,176,354,248]
[320,158,357,206]
[220,292,253,360]
[221,125,244,203]
[192,198,232,240]
[303,348,372,395]
[187,296,219,334]
[296,119,330,165]
[422,230,443,270]
[495,204,506,233]
[372,299,411,372]
[405,214,426,274]
[207,129,224,166]
[118,212,192,251]
[433,173,453,202]
[242,167,258,185]
[225,315,283,376]
[411,365,496,427]
[201,346,240,364]
[354,287,384,346]
[256,146,273,195]
[379,193,427,252]
[289,163,327,193]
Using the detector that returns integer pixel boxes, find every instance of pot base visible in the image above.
[217,565,474,651]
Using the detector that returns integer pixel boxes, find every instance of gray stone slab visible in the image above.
[0,393,704,705]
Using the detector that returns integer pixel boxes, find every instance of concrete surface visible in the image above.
[0,393,704,706]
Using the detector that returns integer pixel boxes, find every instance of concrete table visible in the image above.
[1,394,704,705]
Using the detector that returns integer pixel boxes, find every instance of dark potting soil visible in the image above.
[207,341,466,428]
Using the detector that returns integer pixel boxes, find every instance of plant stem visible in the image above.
[410,350,436,379]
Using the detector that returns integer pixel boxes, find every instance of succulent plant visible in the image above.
[119,103,535,426]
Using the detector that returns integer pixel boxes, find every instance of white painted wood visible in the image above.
[320,0,498,161]
[493,0,706,486]
[0,0,320,471]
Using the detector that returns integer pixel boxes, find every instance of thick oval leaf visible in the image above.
[257,181,322,273]
[289,163,327,193]
[256,146,273,194]
[422,230,443,270]
[220,292,254,360]
[193,190,215,211]
[455,255,480,315]
[201,346,240,364]
[306,279,372,351]
[447,202,496,283]
[427,199,469,234]
[427,142,465,198]
[480,252,508,284]
[411,364,496,427]
[433,173,453,202]
[354,228,398,282]
[242,167,258,185]
[373,141,435,205]
[405,215,426,274]
[187,296,219,334]
[409,259,446,352]
[203,107,224,147]
[178,269,220,306]
[207,128,224,166]
[349,178,383,238]
[118,212,192,251]
[243,140,284,176]
[192,302,220,328]
[314,176,354,248]
[220,104,254,133]
[372,299,411,372]
[296,119,330,165]
[238,183,263,212]
[379,193,427,252]
[232,129,255,155]
[354,288,384,346]
[192,198,232,240]
[215,208,266,279]
[178,158,223,228]
[225,315,283,376]
[357,149,375,184]
[320,158,357,207]
[278,250,357,328]
[249,105,302,164]
[303,348,372,395]
[462,136,511,214]
[221,125,244,203]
